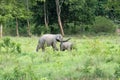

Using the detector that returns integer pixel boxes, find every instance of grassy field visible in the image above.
[0,35,120,80]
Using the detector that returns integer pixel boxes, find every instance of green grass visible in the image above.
[0,35,120,80]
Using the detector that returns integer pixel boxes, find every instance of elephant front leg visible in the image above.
[36,44,40,52]
[52,43,58,51]
[60,46,64,51]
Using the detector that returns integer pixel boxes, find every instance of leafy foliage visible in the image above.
[114,65,120,78]
[92,16,116,33]
[0,0,120,36]
[0,37,21,53]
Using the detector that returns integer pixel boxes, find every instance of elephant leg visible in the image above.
[70,46,73,50]
[36,40,45,52]
[60,46,64,51]
[67,45,72,51]
[60,47,62,51]
[52,42,58,51]
[36,44,40,52]
[61,46,66,51]
[62,48,65,51]
[41,41,45,52]
[67,47,71,51]
[41,46,45,52]
[62,49,65,51]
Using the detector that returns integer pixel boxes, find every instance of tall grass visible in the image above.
[0,35,120,80]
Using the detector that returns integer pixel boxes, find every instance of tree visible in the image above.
[43,0,49,29]
[15,17,19,36]
[12,0,24,36]
[26,0,32,37]
[55,0,64,36]
[0,0,13,38]
[12,0,33,36]
[106,0,120,21]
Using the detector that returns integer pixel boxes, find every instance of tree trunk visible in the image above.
[55,0,64,36]
[26,0,31,37]
[44,1,48,29]
[0,24,3,38]
[27,19,31,37]
[16,18,19,37]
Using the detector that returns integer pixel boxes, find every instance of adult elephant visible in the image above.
[36,34,68,52]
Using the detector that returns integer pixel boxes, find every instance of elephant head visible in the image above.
[56,34,63,42]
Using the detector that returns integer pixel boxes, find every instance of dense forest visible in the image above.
[0,0,120,37]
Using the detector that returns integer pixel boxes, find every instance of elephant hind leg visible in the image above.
[36,41,45,52]
[37,44,45,52]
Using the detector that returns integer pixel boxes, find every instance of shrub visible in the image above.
[92,16,116,33]
[114,65,120,78]
[1,37,21,54]
[93,67,105,78]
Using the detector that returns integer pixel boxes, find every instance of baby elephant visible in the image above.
[36,34,63,52]
[60,38,73,51]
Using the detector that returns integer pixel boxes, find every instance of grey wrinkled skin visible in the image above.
[60,38,73,51]
[36,34,63,52]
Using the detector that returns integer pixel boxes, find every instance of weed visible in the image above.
[0,37,21,54]
[114,65,120,78]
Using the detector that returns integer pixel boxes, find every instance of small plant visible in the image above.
[13,66,25,80]
[16,43,21,53]
[40,77,48,80]
[114,65,120,78]
[1,37,21,54]
[94,67,105,78]
[0,42,2,53]
[80,59,92,78]
[42,53,50,62]
[2,37,11,53]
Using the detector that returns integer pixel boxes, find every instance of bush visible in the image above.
[91,16,116,33]
[0,37,21,54]
[114,65,120,78]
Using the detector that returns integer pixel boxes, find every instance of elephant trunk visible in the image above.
[59,38,71,42]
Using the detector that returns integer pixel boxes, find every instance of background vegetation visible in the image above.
[0,0,120,36]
